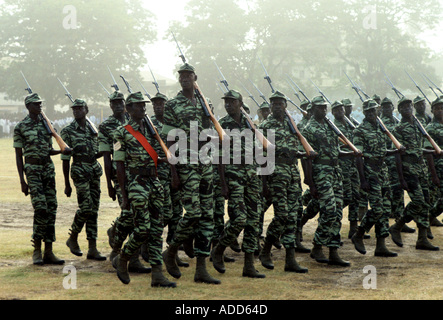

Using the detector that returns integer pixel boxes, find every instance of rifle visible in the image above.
[107,66,120,92]
[147,62,160,93]
[420,74,440,98]
[121,75,176,163]
[137,78,152,100]
[383,71,404,99]
[171,32,228,142]
[285,78,302,103]
[405,70,431,105]
[98,81,111,98]
[239,82,260,108]
[57,78,98,135]
[249,80,269,104]
[421,73,443,96]
[287,76,311,103]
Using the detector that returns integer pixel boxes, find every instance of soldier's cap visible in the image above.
[221,89,243,102]
[362,99,379,112]
[331,100,344,110]
[397,97,412,108]
[109,91,125,101]
[341,98,353,106]
[71,99,87,108]
[380,97,393,106]
[126,92,151,105]
[431,97,443,108]
[269,90,287,101]
[306,103,312,111]
[311,95,328,106]
[371,94,381,101]
[177,63,196,73]
[300,100,310,109]
[413,96,426,105]
[150,92,168,102]
[25,93,44,105]
[259,102,270,109]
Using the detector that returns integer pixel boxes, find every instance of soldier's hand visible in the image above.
[64,184,72,197]
[108,185,116,201]
[21,181,29,196]
[62,148,73,156]
[221,184,229,200]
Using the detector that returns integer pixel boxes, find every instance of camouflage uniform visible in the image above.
[61,101,103,241]
[14,112,57,242]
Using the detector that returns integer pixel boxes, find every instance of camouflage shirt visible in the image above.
[425,119,443,167]
[415,113,432,126]
[392,118,425,171]
[98,115,127,154]
[334,118,355,166]
[353,119,387,161]
[151,115,170,180]
[162,91,213,164]
[13,115,53,159]
[60,119,99,164]
[302,117,340,162]
[297,117,310,131]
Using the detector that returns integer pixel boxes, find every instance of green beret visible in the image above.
[126,92,151,105]
[341,98,353,106]
[431,97,443,108]
[222,89,243,102]
[71,99,87,108]
[380,97,393,106]
[311,96,328,106]
[413,96,425,105]
[109,91,125,101]
[331,100,344,110]
[259,102,270,109]
[24,93,44,105]
[177,63,195,73]
[362,99,379,112]
[269,90,287,101]
[397,97,412,109]
[150,92,168,102]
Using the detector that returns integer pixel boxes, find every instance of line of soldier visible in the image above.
[14,63,443,289]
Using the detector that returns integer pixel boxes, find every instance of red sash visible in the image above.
[124,124,158,168]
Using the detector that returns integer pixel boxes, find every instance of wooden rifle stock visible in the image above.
[40,111,71,152]
[144,115,177,164]
[413,115,442,154]
[376,117,403,150]
[285,110,316,157]
[240,107,274,150]
[324,116,360,154]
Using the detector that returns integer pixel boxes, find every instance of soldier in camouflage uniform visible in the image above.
[257,102,271,125]
[210,90,265,278]
[99,92,150,273]
[14,93,66,265]
[414,96,432,126]
[302,96,354,267]
[425,97,443,226]
[61,99,106,261]
[112,92,176,287]
[258,91,308,273]
[161,63,220,284]
[351,100,400,257]
[389,97,439,251]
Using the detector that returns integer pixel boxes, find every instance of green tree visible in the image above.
[0,0,156,116]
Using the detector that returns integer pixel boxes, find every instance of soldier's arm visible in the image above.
[425,153,440,186]
[15,148,28,196]
[355,157,369,192]
[116,161,129,210]
[394,153,409,191]
[62,160,72,197]
[103,151,116,201]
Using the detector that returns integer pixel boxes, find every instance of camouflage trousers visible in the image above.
[212,166,226,243]
[24,161,57,242]
[166,185,183,244]
[122,174,164,266]
[385,158,404,220]
[69,162,102,240]
[359,164,391,238]
[311,165,344,248]
[428,162,443,220]
[341,160,360,222]
[401,160,431,229]
[157,165,173,232]
[218,165,261,253]
[264,163,302,249]
[170,163,214,257]
[112,176,135,247]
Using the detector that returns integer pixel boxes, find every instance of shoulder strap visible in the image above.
[124,124,158,168]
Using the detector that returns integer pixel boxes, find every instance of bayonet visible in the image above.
[285,79,302,102]
[383,71,404,99]
[420,74,439,98]
[421,73,443,95]
[405,70,431,104]
[249,79,269,104]
[257,55,275,93]
[214,61,229,91]
[98,81,111,98]
[287,76,311,103]
[21,71,33,94]
[171,31,186,64]
[137,78,151,100]
[57,78,75,103]
[107,66,120,92]
[120,75,133,94]
[309,78,332,104]
[147,62,160,93]
[240,82,260,108]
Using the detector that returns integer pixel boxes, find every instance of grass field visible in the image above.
[1,137,442,302]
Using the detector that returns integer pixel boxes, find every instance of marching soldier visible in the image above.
[112,92,176,287]
[257,102,271,125]
[414,96,432,126]
[14,93,66,265]
[161,63,220,284]
[61,99,106,261]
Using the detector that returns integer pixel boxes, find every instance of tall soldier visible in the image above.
[389,97,439,251]
[61,99,106,261]
[112,92,176,287]
[99,92,150,273]
[302,96,354,267]
[14,93,66,265]
[258,91,308,273]
[351,100,401,257]
[211,89,265,278]
[161,63,220,284]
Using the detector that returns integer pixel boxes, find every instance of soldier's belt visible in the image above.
[25,157,50,165]
[274,157,296,165]
[128,167,157,178]
[313,158,338,166]
[402,154,422,164]
[73,155,96,164]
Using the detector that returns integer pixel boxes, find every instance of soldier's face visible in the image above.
[432,104,443,121]
[261,108,271,120]
[414,101,426,114]
[110,100,126,116]
[72,105,88,120]
[364,108,378,124]
[344,105,352,116]
[270,99,287,118]
[399,103,413,119]
[152,100,165,117]
[224,98,241,117]
[332,106,345,121]
[381,103,394,117]
[313,105,327,120]
[27,102,42,115]
[179,71,196,90]
[127,102,146,121]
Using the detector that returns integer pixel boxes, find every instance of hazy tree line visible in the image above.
[1,0,441,119]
